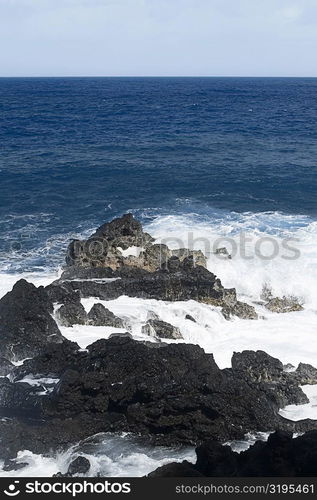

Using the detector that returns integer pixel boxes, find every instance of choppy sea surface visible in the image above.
[0,77,317,476]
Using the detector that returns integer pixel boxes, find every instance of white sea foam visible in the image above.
[279,385,317,421]
[2,209,316,369]
[59,324,128,348]
[144,211,317,309]
[0,271,61,300]
[0,217,95,274]
[78,295,317,369]
[15,376,59,387]
[225,432,272,453]
[117,246,143,258]
[0,433,195,478]
[1,208,317,477]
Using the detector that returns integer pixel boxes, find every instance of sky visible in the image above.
[0,0,316,77]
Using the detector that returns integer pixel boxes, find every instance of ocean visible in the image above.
[1,77,317,476]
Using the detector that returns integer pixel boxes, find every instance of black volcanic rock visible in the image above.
[265,296,304,313]
[91,213,152,245]
[11,339,81,382]
[149,430,317,477]
[52,258,257,320]
[65,214,207,272]
[195,439,239,476]
[0,279,65,361]
[0,377,44,418]
[3,459,29,472]
[185,314,196,322]
[59,214,256,319]
[0,357,14,376]
[141,319,183,339]
[293,363,317,385]
[66,213,154,270]
[222,301,258,320]
[46,283,82,305]
[3,213,314,473]
[231,350,308,407]
[231,350,284,381]
[0,338,316,461]
[54,259,224,302]
[2,338,314,458]
[149,462,203,477]
[0,413,126,462]
[67,456,91,476]
[87,303,124,328]
[56,302,88,327]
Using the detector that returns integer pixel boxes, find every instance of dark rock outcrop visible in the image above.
[0,377,45,418]
[66,213,207,272]
[66,213,154,270]
[222,301,258,320]
[56,302,88,327]
[149,430,317,477]
[293,363,317,385]
[2,459,29,472]
[46,283,81,306]
[11,339,81,382]
[0,413,126,462]
[149,462,203,477]
[55,299,124,329]
[2,213,313,477]
[231,350,308,407]
[265,296,304,313]
[185,314,196,322]
[0,357,14,376]
[51,258,257,321]
[87,303,124,328]
[1,338,315,461]
[58,214,256,320]
[214,247,232,259]
[0,279,65,361]
[67,456,91,476]
[141,319,183,339]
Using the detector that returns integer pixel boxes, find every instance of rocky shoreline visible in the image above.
[0,214,316,476]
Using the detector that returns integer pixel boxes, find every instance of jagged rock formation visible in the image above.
[0,279,65,361]
[1,337,316,462]
[231,350,308,408]
[87,303,124,328]
[57,214,256,320]
[185,314,196,322]
[67,456,91,476]
[55,300,124,329]
[53,456,91,477]
[265,296,304,313]
[141,319,183,339]
[56,302,87,327]
[149,430,317,477]
[222,301,258,320]
[0,213,313,478]
[0,357,14,376]
[214,247,232,259]
[2,459,29,472]
[291,363,317,386]
[66,213,206,272]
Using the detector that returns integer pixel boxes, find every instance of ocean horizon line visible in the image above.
[1,75,317,79]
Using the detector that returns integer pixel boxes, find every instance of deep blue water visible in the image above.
[0,77,317,272]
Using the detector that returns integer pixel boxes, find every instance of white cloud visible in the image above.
[280,5,302,21]
[0,0,316,76]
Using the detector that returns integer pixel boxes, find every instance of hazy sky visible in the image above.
[1,0,316,76]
